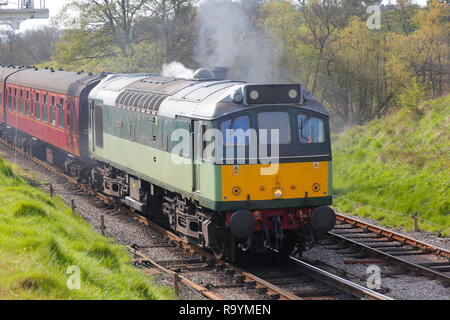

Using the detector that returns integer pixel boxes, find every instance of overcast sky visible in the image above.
[1,0,429,32]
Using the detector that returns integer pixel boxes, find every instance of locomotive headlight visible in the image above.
[274,189,283,199]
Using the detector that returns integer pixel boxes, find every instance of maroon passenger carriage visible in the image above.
[0,66,103,178]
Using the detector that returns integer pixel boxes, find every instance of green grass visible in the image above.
[333,95,450,236]
[0,158,174,300]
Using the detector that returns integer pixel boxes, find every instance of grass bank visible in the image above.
[333,95,450,236]
[0,158,173,300]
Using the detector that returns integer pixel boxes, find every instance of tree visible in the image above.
[0,27,60,66]
[54,0,196,72]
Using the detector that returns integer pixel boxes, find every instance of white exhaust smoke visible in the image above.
[162,62,195,79]
[196,0,281,83]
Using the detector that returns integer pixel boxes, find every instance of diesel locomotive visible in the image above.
[0,65,336,261]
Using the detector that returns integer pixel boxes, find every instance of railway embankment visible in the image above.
[333,94,450,236]
[0,157,173,300]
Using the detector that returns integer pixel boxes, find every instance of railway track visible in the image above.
[0,138,393,300]
[329,214,450,286]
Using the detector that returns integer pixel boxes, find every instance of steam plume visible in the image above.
[196,0,281,83]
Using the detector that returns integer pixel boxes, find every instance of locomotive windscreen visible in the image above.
[244,84,302,106]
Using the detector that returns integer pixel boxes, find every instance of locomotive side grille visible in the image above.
[116,90,168,114]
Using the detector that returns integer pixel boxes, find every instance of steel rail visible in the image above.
[289,256,393,300]
[335,213,450,259]
[329,230,450,285]
[131,247,225,300]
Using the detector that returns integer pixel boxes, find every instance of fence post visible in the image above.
[412,212,418,232]
[100,215,106,236]
[49,184,54,197]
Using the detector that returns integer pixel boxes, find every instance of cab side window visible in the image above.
[220,116,250,146]
[298,114,325,144]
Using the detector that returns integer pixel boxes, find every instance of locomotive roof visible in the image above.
[0,66,103,97]
[90,74,329,120]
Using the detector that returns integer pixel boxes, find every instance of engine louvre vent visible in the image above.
[116,90,168,113]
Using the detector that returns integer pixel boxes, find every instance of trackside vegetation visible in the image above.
[333,95,450,236]
[0,158,173,300]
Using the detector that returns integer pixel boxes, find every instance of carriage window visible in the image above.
[220,116,250,146]
[42,105,48,122]
[298,114,325,144]
[35,93,41,120]
[50,96,56,125]
[19,98,24,114]
[258,112,291,145]
[25,91,30,116]
[58,98,65,128]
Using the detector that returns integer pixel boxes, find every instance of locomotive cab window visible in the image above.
[258,112,291,145]
[298,114,325,144]
[220,116,250,146]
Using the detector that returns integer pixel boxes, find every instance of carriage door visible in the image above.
[68,98,76,154]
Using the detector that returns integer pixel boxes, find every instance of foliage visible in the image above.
[0,27,60,66]
[398,77,425,110]
[332,94,450,235]
[260,0,449,128]
[53,0,196,72]
[0,158,173,300]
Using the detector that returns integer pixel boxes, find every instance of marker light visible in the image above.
[289,89,299,99]
[250,90,260,100]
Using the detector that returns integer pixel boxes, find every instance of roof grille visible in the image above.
[116,90,168,113]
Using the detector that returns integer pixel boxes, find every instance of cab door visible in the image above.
[193,121,203,193]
